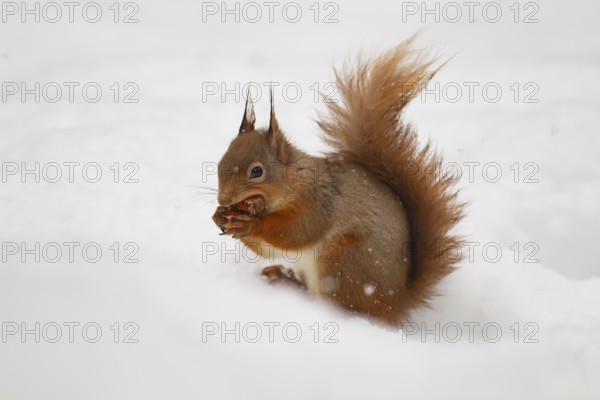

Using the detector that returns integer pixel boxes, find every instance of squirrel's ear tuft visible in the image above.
[267,86,279,134]
[238,88,255,134]
[267,87,286,159]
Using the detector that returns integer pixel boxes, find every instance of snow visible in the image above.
[1,0,599,399]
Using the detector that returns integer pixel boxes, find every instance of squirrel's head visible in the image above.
[217,92,299,212]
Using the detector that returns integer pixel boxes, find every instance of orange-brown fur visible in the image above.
[213,36,463,326]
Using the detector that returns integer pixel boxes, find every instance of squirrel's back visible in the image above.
[317,36,464,322]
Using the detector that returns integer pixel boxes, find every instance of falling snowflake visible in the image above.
[364,284,376,296]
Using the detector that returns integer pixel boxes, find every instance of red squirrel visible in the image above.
[212,37,463,326]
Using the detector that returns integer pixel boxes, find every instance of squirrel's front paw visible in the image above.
[221,213,257,238]
[212,206,232,232]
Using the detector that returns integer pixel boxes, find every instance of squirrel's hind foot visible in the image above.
[261,265,304,289]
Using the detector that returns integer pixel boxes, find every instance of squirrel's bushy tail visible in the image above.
[317,36,463,314]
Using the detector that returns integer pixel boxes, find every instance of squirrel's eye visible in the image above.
[247,162,265,182]
[250,166,263,179]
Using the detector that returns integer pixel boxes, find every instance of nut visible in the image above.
[234,195,266,216]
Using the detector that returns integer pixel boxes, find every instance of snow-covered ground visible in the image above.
[1,1,599,398]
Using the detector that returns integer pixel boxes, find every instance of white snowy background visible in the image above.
[1,0,599,399]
